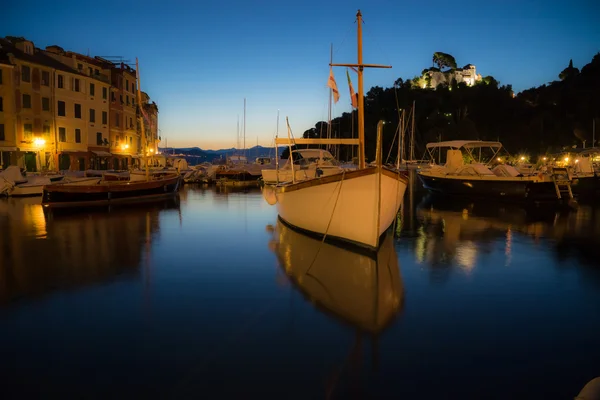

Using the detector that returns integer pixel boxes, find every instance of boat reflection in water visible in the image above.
[269,219,404,333]
[268,219,404,397]
[0,196,180,306]
[412,194,600,275]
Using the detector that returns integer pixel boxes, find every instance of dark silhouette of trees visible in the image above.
[299,53,600,163]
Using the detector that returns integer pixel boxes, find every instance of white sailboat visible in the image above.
[263,10,408,250]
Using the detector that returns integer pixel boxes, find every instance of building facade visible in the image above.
[44,46,112,170]
[0,36,159,172]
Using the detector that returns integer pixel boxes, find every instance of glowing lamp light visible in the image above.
[542,157,547,161]
[520,156,525,161]
[564,157,569,162]
[33,138,46,147]
[575,159,579,163]
[150,149,154,153]
[497,157,502,162]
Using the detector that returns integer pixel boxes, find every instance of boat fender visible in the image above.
[316,168,323,177]
[262,185,277,206]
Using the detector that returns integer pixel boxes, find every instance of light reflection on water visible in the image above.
[0,184,599,399]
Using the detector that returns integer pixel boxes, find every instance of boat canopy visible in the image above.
[426,140,503,149]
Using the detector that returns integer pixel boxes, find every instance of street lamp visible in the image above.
[33,138,46,171]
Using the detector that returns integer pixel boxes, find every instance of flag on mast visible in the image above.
[327,68,340,103]
[346,69,357,109]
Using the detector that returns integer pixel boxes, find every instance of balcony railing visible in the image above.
[92,72,110,84]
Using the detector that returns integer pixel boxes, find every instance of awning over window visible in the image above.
[92,151,112,157]
[0,147,18,152]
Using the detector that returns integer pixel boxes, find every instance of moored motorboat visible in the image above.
[417,140,568,203]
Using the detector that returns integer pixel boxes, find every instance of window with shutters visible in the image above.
[75,128,81,143]
[57,101,66,116]
[22,65,31,82]
[102,111,107,125]
[41,71,50,86]
[24,123,33,140]
[59,127,66,142]
[74,78,80,92]
[102,87,107,99]
[90,83,95,97]
[58,75,64,88]
[74,103,81,119]
[90,109,95,123]
[42,97,50,111]
[96,132,103,145]
[23,94,31,108]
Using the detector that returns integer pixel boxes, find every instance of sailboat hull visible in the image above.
[274,167,407,249]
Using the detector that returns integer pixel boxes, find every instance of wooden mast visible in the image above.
[135,58,149,181]
[331,10,391,169]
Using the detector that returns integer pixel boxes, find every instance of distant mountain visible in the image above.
[158,145,284,164]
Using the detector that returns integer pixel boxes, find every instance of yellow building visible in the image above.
[141,91,160,154]
[0,36,160,172]
[99,60,139,170]
[0,52,16,169]
[0,37,64,171]
[44,46,112,170]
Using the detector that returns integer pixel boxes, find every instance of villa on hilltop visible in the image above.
[413,55,483,89]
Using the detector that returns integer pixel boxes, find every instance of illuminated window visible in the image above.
[24,123,33,140]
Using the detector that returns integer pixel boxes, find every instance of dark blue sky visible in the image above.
[4,0,599,148]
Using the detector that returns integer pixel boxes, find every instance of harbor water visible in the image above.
[1,179,600,399]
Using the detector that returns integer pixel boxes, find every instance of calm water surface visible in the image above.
[1,183,600,399]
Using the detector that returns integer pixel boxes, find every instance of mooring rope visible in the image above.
[306,171,346,275]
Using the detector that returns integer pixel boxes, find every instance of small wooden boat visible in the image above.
[41,173,181,208]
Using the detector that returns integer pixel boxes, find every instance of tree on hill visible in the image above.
[432,52,457,70]
[300,52,600,159]
[559,59,580,80]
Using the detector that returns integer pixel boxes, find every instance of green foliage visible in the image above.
[559,59,580,81]
[433,52,457,70]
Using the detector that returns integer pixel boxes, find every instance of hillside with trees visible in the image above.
[292,52,600,162]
